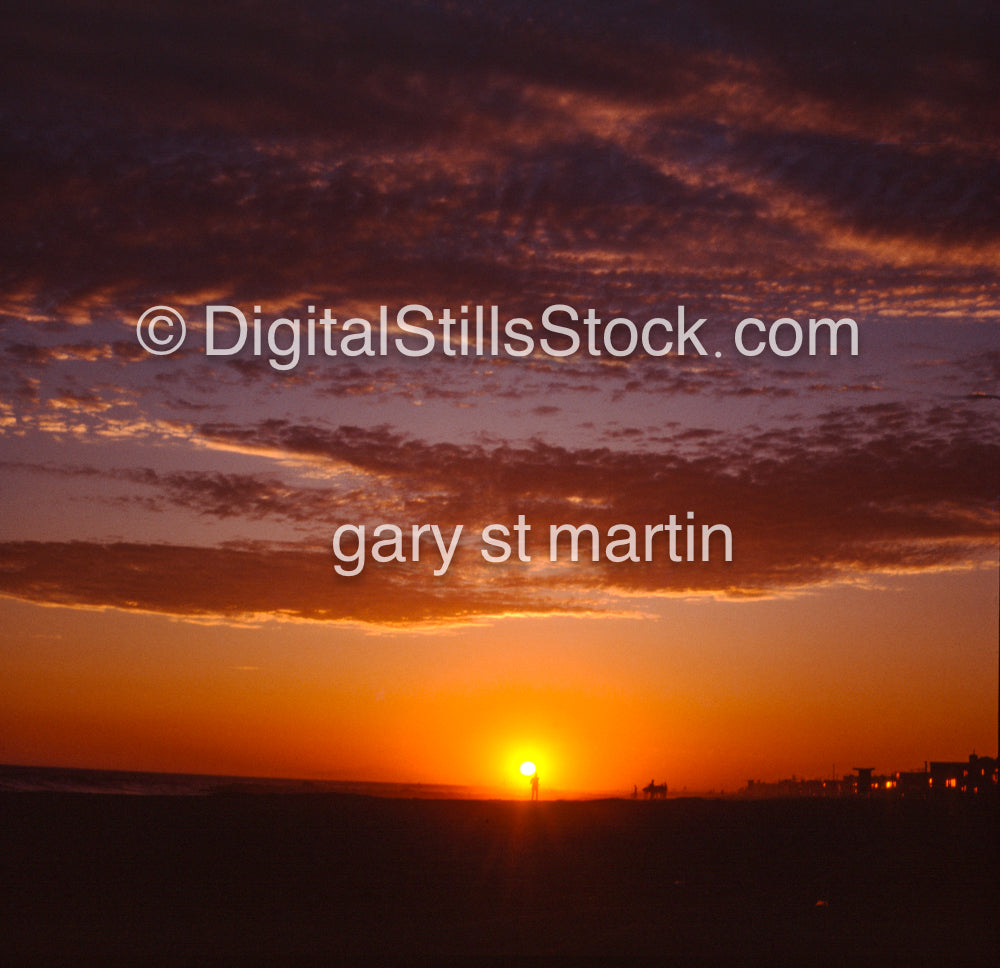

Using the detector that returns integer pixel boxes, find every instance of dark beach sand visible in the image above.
[2,793,996,966]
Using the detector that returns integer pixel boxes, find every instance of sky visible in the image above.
[1,0,997,794]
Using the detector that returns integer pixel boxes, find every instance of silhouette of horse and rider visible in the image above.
[642,779,667,799]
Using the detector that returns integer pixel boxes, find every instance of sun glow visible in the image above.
[519,760,536,777]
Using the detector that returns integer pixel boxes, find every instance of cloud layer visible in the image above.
[2,1,997,625]
[2,404,994,624]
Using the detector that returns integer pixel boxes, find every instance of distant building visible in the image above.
[853,767,875,797]
[930,754,998,795]
[894,769,931,797]
[735,754,997,800]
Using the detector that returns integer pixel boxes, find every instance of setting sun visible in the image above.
[519,760,536,777]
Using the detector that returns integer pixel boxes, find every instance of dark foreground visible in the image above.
[1,793,996,966]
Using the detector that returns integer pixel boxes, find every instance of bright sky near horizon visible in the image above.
[1,0,997,793]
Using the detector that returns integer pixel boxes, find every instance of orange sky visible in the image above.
[2,566,994,793]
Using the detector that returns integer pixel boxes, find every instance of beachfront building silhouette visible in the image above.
[930,754,998,794]
[737,754,997,799]
[854,767,875,797]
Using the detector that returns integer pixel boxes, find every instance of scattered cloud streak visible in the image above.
[1,401,994,623]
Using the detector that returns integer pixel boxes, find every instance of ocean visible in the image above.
[0,762,480,798]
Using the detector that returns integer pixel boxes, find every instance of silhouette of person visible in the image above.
[530,773,539,801]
